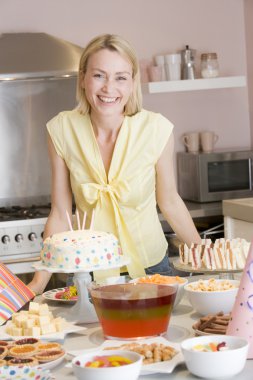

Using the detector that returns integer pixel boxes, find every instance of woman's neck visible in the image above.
[89,112,125,175]
[90,112,124,139]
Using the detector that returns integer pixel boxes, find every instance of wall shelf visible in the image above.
[142,76,247,94]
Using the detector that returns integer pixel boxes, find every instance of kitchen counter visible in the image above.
[159,201,222,222]
[223,198,253,240]
[223,198,253,223]
[34,273,253,380]
[159,201,223,235]
[184,200,222,219]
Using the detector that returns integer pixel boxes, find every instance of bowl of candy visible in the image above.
[88,282,177,339]
[181,335,249,379]
[184,278,239,315]
[132,274,188,307]
[72,349,142,380]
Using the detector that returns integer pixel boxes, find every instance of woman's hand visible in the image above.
[27,270,52,295]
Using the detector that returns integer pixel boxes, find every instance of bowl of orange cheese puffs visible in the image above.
[132,274,188,308]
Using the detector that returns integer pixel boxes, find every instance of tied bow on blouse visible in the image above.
[81,180,146,279]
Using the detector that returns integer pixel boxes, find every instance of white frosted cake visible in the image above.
[41,230,124,271]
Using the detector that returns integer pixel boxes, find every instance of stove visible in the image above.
[0,205,51,222]
[0,205,50,274]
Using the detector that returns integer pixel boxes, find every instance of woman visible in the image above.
[28,34,201,294]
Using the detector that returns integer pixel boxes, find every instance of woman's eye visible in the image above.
[94,73,105,79]
[117,76,127,81]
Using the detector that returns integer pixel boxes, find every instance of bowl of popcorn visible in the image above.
[72,349,142,380]
[89,282,177,339]
[184,278,239,315]
[132,274,188,308]
[181,335,249,379]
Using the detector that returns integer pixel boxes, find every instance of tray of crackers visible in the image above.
[0,338,66,369]
[192,312,231,336]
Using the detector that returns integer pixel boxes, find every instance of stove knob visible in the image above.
[15,233,24,243]
[2,235,10,244]
[28,232,37,241]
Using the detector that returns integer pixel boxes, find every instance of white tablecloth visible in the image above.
[35,274,253,380]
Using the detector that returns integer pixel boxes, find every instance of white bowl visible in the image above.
[181,335,249,379]
[72,349,142,380]
[184,279,239,315]
[173,278,188,307]
[131,276,188,308]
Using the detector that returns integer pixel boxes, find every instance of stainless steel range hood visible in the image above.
[0,33,82,207]
[0,33,83,81]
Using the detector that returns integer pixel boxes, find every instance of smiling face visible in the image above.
[81,48,134,119]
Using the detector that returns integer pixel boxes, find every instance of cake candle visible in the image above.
[66,210,73,231]
[82,211,87,230]
[76,209,81,230]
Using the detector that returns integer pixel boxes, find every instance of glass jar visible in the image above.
[201,53,219,78]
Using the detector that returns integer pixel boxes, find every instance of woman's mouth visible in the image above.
[98,96,118,104]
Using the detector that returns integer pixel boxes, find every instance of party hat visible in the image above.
[226,241,253,358]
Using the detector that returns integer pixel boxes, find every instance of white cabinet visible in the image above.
[142,76,246,94]
[224,216,253,241]
[223,198,253,241]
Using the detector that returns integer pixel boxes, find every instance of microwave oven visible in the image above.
[177,150,253,203]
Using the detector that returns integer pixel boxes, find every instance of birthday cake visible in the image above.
[41,230,124,271]
[179,238,250,271]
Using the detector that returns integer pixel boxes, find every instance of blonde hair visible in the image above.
[76,34,142,116]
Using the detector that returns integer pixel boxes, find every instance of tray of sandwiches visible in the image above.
[174,238,250,273]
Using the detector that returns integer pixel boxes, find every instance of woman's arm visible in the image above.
[27,134,73,294]
[156,132,201,247]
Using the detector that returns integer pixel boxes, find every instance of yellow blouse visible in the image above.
[47,109,173,278]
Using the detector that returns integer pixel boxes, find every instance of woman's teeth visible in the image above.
[98,96,117,103]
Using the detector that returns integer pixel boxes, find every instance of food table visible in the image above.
[33,274,253,380]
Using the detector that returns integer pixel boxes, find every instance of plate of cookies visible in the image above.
[192,312,231,336]
[0,338,66,370]
[67,336,184,375]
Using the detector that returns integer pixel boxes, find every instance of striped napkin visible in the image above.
[0,263,35,325]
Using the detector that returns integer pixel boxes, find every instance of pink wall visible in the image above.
[0,0,251,154]
[244,0,253,147]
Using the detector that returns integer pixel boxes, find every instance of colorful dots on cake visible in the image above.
[41,230,124,270]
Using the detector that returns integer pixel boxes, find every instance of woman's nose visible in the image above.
[102,78,114,92]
